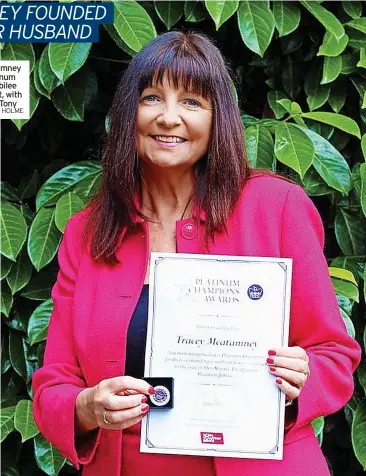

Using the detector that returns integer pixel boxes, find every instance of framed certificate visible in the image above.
[140,253,292,460]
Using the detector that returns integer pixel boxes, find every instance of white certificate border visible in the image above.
[144,254,291,457]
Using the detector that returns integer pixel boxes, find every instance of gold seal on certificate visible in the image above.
[140,253,292,460]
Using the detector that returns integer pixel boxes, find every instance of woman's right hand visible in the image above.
[75,376,154,433]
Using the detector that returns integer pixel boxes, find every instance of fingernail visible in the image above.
[268,350,276,356]
[141,396,148,403]
[141,404,150,413]
[148,387,155,395]
[269,367,276,372]
[276,378,282,385]
[266,358,274,364]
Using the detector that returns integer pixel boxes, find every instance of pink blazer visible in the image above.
[32,175,361,476]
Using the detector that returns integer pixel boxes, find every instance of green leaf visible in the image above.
[55,192,85,233]
[28,299,53,346]
[73,171,102,201]
[48,43,91,83]
[103,24,136,57]
[14,400,39,443]
[113,1,157,53]
[360,163,366,217]
[277,99,294,114]
[36,160,101,210]
[352,399,366,470]
[358,361,366,396]
[312,416,324,446]
[0,202,27,262]
[33,59,49,98]
[11,75,41,131]
[21,267,57,301]
[237,1,275,57]
[345,18,366,35]
[6,250,33,295]
[34,433,66,476]
[1,44,35,73]
[267,90,288,119]
[332,257,365,284]
[281,57,301,99]
[301,1,345,40]
[297,127,352,194]
[332,278,359,302]
[329,267,357,284]
[302,167,332,196]
[39,46,61,97]
[318,31,348,57]
[321,56,342,85]
[358,49,366,69]
[362,134,366,161]
[340,54,358,75]
[328,81,347,113]
[155,1,184,29]
[301,112,361,139]
[348,29,366,50]
[4,301,31,333]
[350,77,366,109]
[1,282,13,317]
[1,329,11,374]
[19,205,34,228]
[1,182,21,203]
[342,1,362,19]
[289,102,307,127]
[1,330,11,374]
[305,69,331,111]
[2,468,20,476]
[340,308,356,338]
[27,208,61,272]
[9,330,32,382]
[1,406,16,443]
[51,69,88,122]
[335,208,366,256]
[245,125,274,169]
[272,1,300,38]
[2,370,24,407]
[205,0,238,30]
[18,170,39,201]
[274,123,314,178]
[184,0,207,22]
[1,256,13,280]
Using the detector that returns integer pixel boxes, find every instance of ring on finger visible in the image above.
[103,410,111,425]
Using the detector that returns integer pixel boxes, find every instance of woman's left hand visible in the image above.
[266,346,310,401]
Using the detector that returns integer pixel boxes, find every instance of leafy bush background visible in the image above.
[1,1,366,475]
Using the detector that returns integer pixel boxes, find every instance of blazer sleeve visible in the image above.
[281,185,361,430]
[32,214,101,470]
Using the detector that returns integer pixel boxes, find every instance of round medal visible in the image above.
[150,385,171,406]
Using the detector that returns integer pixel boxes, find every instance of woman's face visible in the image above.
[136,76,213,172]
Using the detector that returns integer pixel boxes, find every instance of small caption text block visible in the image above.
[0,61,29,119]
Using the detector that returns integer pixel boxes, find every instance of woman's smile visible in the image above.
[150,135,187,148]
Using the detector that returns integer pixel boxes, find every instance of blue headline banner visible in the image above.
[0,2,114,43]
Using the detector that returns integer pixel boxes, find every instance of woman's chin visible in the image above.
[145,157,190,169]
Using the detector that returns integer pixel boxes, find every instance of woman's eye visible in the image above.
[143,95,159,103]
[184,99,200,107]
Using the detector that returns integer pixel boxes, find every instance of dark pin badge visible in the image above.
[144,377,174,409]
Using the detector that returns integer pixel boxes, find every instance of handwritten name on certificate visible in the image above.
[141,253,292,460]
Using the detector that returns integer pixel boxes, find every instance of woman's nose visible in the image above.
[156,102,182,127]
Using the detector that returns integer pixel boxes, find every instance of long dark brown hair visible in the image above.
[86,31,252,264]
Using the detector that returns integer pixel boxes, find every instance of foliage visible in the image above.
[1,1,366,475]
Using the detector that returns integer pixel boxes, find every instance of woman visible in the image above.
[32,31,360,476]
